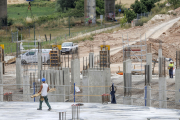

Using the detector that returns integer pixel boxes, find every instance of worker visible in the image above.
[169,60,174,78]
[37,78,51,111]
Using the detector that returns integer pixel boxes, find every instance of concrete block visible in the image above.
[123,96,133,105]
[16,58,22,89]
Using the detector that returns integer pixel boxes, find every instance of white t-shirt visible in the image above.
[41,83,48,96]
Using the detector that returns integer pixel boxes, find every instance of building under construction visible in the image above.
[0,0,7,26]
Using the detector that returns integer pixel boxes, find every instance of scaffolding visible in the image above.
[122,33,147,74]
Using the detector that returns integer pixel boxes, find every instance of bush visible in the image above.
[135,17,150,26]
[124,9,136,23]
[120,15,127,27]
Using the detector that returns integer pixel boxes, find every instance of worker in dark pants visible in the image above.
[37,78,51,111]
[169,60,174,78]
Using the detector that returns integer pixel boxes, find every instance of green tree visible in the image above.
[140,0,155,12]
[124,9,136,23]
[56,0,76,12]
[131,0,147,13]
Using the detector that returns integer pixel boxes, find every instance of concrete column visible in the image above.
[89,53,94,68]
[158,49,162,74]
[62,68,70,100]
[159,77,167,108]
[144,85,151,106]
[23,75,30,102]
[175,69,180,105]
[147,53,152,83]
[0,62,3,101]
[16,58,22,89]
[123,59,133,105]
[71,59,80,93]
[145,53,152,107]
[82,70,89,103]
[38,53,42,80]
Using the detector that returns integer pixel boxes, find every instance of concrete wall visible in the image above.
[82,68,111,103]
[0,0,7,26]
[62,68,70,100]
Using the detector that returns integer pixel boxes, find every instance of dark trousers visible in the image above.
[38,96,51,109]
[169,70,173,78]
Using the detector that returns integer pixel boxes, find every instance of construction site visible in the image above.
[1,0,180,120]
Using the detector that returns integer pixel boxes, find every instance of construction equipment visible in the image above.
[30,88,56,98]
[50,45,61,67]
[100,44,110,68]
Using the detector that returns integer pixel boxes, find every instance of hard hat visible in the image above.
[41,78,46,82]
[170,60,173,62]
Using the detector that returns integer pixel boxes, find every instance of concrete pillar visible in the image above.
[0,62,3,101]
[147,53,152,83]
[175,69,180,105]
[62,68,70,100]
[123,59,133,105]
[82,70,89,103]
[158,49,162,58]
[144,85,151,106]
[89,53,94,68]
[159,77,167,108]
[71,59,80,93]
[23,75,30,102]
[38,53,42,80]
[16,58,22,89]
[145,53,152,107]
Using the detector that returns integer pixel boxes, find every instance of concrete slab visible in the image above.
[0,102,180,120]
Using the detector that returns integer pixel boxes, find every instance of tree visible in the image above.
[124,9,136,23]
[131,0,147,13]
[56,0,76,12]
[140,0,155,12]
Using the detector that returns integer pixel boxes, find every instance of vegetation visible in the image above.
[120,15,127,27]
[131,0,161,13]
[168,0,180,9]
[124,9,136,23]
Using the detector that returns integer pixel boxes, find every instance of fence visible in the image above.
[137,12,152,19]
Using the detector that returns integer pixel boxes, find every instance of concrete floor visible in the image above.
[0,102,180,120]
